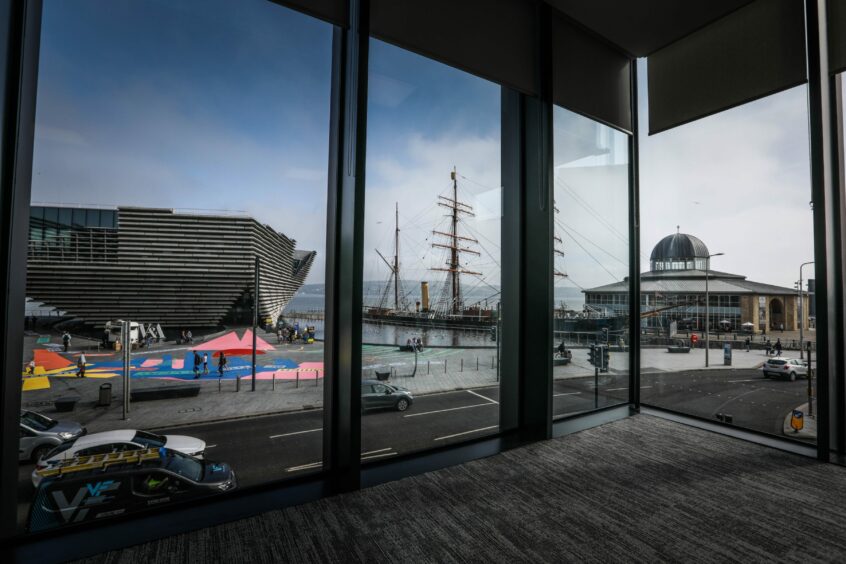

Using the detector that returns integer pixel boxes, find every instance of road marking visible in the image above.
[269,428,322,439]
[434,425,498,441]
[606,387,628,392]
[728,379,760,383]
[361,448,392,456]
[553,392,580,397]
[205,444,217,449]
[362,452,398,461]
[640,386,653,389]
[404,403,495,418]
[466,389,498,404]
[286,461,322,472]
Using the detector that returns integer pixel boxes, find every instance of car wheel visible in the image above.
[396,398,409,412]
[789,372,797,382]
[31,444,51,463]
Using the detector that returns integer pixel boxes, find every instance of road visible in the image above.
[16,367,811,529]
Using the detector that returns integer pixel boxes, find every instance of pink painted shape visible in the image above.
[141,359,163,367]
[239,329,275,351]
[172,359,185,369]
[272,368,323,380]
[192,331,243,351]
[297,362,324,370]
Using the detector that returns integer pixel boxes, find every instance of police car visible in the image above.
[28,448,236,532]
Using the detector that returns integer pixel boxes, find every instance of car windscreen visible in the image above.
[44,442,74,459]
[164,450,203,481]
[20,411,57,432]
[132,430,166,448]
[767,359,787,365]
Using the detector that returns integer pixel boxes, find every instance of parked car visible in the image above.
[28,448,236,533]
[33,429,206,486]
[762,357,808,381]
[19,410,85,463]
[361,379,414,412]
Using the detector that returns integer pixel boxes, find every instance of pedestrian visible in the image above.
[186,330,193,344]
[779,322,784,333]
[203,352,209,375]
[62,331,71,353]
[26,359,35,375]
[745,337,750,352]
[193,351,201,379]
[775,338,782,357]
[77,353,86,378]
[218,351,227,377]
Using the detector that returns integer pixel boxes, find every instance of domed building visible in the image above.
[584,231,809,333]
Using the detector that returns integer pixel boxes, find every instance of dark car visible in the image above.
[28,448,236,532]
[361,379,414,412]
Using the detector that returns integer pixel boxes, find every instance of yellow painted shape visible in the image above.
[22,376,50,391]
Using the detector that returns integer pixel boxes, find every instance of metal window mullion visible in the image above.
[0,0,42,540]
[323,0,368,493]
[628,61,641,409]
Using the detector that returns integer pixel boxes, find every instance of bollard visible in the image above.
[218,377,221,393]
[445,359,448,373]
[427,360,430,374]
[272,372,276,391]
[491,357,494,369]
[236,374,240,392]
[316,370,319,386]
[460,358,463,372]
[296,370,300,388]
[476,357,479,370]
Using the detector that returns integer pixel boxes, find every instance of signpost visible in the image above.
[723,342,732,366]
[122,319,131,420]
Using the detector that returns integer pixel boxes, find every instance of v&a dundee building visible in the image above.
[585,232,810,333]
[25,205,315,328]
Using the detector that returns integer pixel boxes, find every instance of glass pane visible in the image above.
[639,58,815,444]
[360,39,502,459]
[19,0,332,534]
[552,106,630,418]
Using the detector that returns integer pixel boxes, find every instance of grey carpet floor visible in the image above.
[77,415,846,563]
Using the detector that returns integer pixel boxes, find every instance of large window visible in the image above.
[552,106,631,417]
[19,0,332,533]
[639,59,816,443]
[361,39,502,458]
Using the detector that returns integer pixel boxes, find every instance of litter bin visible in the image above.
[98,383,112,407]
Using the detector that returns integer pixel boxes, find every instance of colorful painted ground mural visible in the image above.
[21,330,323,391]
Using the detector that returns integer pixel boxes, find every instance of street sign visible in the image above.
[790,410,804,432]
[723,343,732,366]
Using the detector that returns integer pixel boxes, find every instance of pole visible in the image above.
[252,256,259,392]
[799,261,814,359]
[451,167,459,314]
[122,320,131,420]
[394,202,399,310]
[807,341,814,417]
[705,257,710,367]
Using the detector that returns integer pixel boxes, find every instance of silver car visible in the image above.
[19,410,86,462]
[762,357,809,381]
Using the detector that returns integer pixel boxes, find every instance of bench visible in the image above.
[130,384,201,402]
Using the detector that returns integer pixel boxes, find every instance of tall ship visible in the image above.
[363,169,498,330]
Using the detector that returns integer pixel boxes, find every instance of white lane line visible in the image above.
[606,387,628,392]
[269,428,322,439]
[362,452,398,461]
[361,448,392,456]
[403,403,495,418]
[466,389,498,404]
[286,461,322,472]
[553,392,580,397]
[434,425,498,442]
[205,444,217,449]
[640,386,653,389]
[728,379,761,383]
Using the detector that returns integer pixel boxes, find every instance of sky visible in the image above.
[30,1,816,294]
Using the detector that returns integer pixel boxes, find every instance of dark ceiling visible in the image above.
[546,0,753,57]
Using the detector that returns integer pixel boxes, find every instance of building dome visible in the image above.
[650,232,709,272]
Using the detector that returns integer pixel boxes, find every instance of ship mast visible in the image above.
[394,202,400,310]
[431,167,481,315]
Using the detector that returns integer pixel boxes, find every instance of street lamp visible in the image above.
[705,252,724,368]
[799,261,814,359]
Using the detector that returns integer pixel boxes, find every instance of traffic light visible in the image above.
[601,345,610,373]
[588,344,596,366]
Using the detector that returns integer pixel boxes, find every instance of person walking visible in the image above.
[77,353,86,378]
[193,351,201,379]
[745,336,751,352]
[775,338,783,357]
[26,359,35,375]
[62,331,71,353]
[203,352,209,375]
[217,351,227,378]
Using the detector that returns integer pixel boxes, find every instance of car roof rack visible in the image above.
[36,448,162,480]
